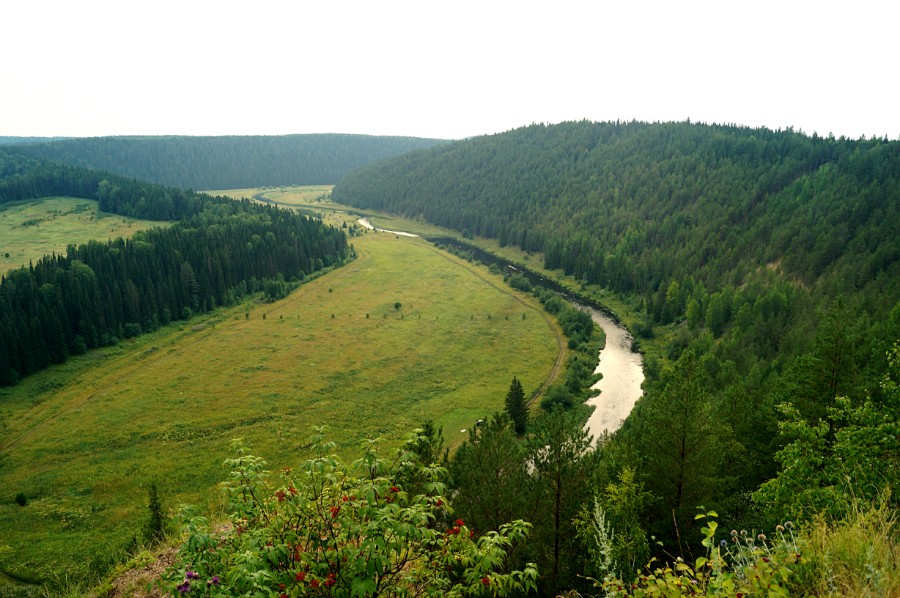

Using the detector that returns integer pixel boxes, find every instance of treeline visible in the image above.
[4,134,447,189]
[0,154,350,386]
[333,121,900,562]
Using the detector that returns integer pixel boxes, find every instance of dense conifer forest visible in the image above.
[0,151,349,385]
[332,120,900,593]
[3,134,446,189]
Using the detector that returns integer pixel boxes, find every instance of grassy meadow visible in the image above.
[208,185,332,205]
[0,197,163,275]
[0,227,561,584]
[212,186,455,238]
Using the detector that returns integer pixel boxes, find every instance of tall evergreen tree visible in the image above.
[527,408,596,596]
[449,414,533,537]
[505,376,528,435]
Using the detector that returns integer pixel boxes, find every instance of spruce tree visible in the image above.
[505,376,528,436]
[143,481,166,545]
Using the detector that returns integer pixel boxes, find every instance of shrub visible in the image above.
[165,431,538,596]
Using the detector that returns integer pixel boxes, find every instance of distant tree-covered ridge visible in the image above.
[0,136,73,145]
[0,152,349,386]
[4,133,448,189]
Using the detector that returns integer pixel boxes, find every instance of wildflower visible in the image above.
[762,557,770,563]
[784,521,793,530]
[275,490,286,502]
[288,485,297,495]
[455,519,465,526]
[331,506,340,518]
[185,571,199,580]
[436,498,443,507]
[730,529,738,537]
[279,583,286,591]
[481,576,491,587]
[342,495,349,502]
[295,571,306,582]
[390,486,399,493]
[326,573,336,587]
[720,539,727,547]
[757,533,766,542]
[207,576,220,586]
[177,582,190,594]
[740,529,747,537]
[776,524,784,533]
[310,579,320,589]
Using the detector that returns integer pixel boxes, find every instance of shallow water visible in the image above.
[582,307,644,442]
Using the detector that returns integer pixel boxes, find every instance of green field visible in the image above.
[0,197,163,275]
[208,185,333,206]
[212,186,464,239]
[0,230,561,584]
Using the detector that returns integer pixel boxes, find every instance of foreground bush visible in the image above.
[597,501,899,597]
[165,430,537,596]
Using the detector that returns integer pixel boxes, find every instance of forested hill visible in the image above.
[334,121,900,550]
[334,120,898,313]
[5,134,447,189]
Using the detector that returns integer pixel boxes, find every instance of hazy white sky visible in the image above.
[1,0,897,140]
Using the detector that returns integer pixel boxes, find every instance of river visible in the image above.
[580,306,644,441]
[422,236,645,440]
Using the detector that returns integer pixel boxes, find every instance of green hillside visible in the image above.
[334,121,898,305]
[5,134,447,189]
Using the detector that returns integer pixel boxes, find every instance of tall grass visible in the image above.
[800,496,900,597]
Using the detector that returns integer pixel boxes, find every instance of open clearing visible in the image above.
[0,228,560,583]
[0,197,163,275]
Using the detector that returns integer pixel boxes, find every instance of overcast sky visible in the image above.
[1,0,897,140]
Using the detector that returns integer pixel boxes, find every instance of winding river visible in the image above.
[413,234,645,439]
[580,306,644,441]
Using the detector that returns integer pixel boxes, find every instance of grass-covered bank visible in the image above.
[0,231,560,588]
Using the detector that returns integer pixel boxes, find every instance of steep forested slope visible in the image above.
[334,121,897,306]
[0,151,349,385]
[6,134,447,189]
[334,121,900,549]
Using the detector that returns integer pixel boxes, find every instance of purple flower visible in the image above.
[186,570,200,580]
[208,576,220,586]
[177,581,190,594]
